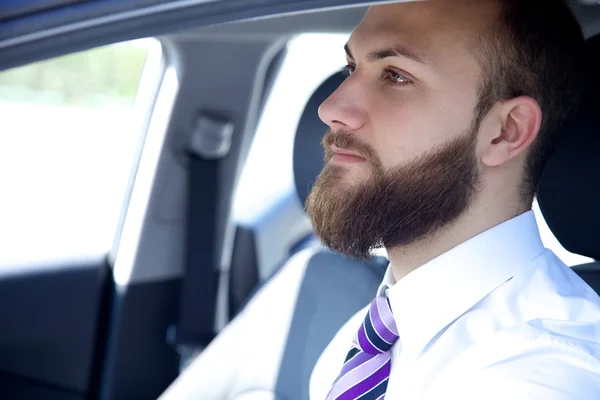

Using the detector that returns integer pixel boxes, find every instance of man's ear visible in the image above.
[480,96,542,167]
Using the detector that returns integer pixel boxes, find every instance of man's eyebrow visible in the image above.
[344,43,428,65]
[344,44,355,60]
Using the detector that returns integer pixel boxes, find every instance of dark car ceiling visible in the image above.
[0,0,84,20]
[182,2,600,41]
[175,6,367,40]
[1,1,600,73]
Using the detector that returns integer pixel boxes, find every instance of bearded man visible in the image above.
[307,1,600,399]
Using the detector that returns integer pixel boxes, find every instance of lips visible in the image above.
[328,145,367,165]
[330,145,365,160]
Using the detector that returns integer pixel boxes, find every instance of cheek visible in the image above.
[368,101,443,168]
[369,91,477,169]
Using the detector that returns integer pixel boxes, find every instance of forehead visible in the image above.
[348,1,499,65]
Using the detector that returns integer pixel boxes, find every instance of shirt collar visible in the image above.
[378,210,545,359]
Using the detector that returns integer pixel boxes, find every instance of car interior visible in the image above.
[0,1,598,400]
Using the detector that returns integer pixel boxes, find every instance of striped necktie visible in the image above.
[326,296,399,400]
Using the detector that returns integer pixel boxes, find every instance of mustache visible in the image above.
[321,129,378,163]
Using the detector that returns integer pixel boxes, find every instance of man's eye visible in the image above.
[387,70,411,85]
[341,65,355,76]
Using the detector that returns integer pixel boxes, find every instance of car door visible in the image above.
[0,3,176,400]
[0,28,164,400]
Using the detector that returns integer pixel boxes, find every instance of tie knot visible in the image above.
[356,296,399,355]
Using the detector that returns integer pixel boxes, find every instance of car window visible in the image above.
[0,39,161,265]
[236,33,592,267]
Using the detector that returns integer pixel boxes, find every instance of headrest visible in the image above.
[538,34,600,260]
[293,72,346,207]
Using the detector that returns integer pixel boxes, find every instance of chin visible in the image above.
[339,170,372,187]
[325,163,372,185]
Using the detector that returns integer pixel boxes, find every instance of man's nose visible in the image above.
[318,79,367,132]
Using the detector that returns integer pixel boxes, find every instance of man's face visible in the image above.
[306,1,498,259]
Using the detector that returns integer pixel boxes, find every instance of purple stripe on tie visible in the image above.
[339,350,372,377]
[357,323,380,354]
[370,299,399,344]
[327,354,389,400]
[376,297,398,336]
[336,358,391,400]
[326,297,399,400]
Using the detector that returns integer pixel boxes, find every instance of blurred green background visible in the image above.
[0,42,148,108]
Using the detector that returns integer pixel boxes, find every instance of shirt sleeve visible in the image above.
[424,339,600,400]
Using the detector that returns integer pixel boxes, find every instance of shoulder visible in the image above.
[425,322,600,400]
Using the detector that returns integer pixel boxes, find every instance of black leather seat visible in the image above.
[538,33,600,293]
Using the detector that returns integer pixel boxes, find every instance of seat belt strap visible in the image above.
[172,113,235,349]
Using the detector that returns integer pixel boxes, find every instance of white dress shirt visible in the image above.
[310,211,600,399]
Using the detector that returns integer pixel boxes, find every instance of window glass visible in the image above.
[0,39,159,264]
[236,33,591,267]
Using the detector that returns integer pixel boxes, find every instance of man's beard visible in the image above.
[306,126,482,260]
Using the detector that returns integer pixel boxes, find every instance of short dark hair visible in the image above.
[471,0,585,201]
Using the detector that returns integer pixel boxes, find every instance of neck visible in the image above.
[385,191,531,283]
